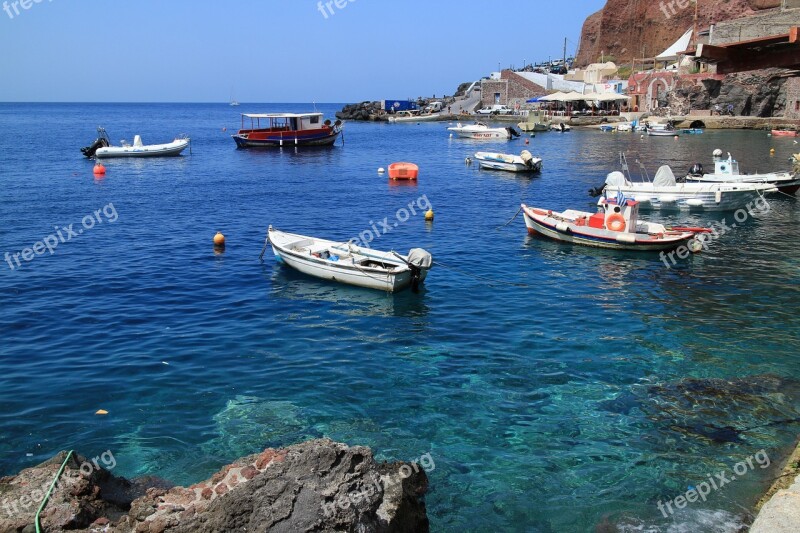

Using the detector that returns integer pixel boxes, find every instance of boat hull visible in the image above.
[232,129,340,148]
[605,184,770,211]
[771,130,798,137]
[521,206,696,252]
[685,172,800,195]
[95,139,189,158]
[647,130,679,137]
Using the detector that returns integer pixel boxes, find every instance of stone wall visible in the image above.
[480,71,547,108]
[784,77,800,119]
[710,8,800,45]
[480,80,507,107]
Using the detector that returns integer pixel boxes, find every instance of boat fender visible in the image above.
[555,222,570,233]
[606,213,626,232]
[615,233,636,244]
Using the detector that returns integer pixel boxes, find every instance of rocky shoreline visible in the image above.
[0,439,429,532]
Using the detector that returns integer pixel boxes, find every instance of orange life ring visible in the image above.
[607,214,626,232]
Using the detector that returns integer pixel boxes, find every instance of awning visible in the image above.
[656,28,693,61]
[597,93,631,101]
[540,92,567,102]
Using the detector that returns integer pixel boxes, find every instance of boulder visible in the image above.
[0,440,429,533]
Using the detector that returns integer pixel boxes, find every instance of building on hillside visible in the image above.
[480,70,547,110]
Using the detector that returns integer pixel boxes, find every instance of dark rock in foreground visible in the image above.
[0,439,429,532]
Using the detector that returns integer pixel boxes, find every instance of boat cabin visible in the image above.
[237,113,331,134]
[714,154,740,176]
[588,194,640,234]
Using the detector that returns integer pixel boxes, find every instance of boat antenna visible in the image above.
[312,101,317,112]
[635,159,651,183]
[619,152,632,182]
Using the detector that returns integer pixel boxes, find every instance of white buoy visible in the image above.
[713,148,723,157]
[449,133,453,138]
[378,167,385,174]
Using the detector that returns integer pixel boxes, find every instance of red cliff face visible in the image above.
[575,0,781,67]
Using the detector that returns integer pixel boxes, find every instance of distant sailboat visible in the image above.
[229,87,240,107]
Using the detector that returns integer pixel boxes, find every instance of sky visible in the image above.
[0,0,607,103]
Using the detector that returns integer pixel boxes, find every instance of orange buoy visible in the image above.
[214,232,225,246]
[525,138,530,145]
[93,163,106,176]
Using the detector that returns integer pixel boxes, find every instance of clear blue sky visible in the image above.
[0,0,606,102]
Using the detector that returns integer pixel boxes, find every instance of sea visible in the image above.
[1,103,799,532]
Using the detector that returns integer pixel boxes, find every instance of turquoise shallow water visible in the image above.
[1,103,799,532]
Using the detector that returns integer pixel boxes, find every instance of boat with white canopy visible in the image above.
[684,153,800,195]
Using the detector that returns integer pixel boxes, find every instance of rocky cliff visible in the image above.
[0,439,429,533]
[575,0,781,66]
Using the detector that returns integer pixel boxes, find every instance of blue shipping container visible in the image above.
[383,100,418,112]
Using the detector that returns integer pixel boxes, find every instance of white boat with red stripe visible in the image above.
[521,192,708,252]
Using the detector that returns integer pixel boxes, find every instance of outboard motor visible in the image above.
[588,185,606,198]
[688,163,704,177]
[80,137,109,158]
[520,150,534,168]
[406,248,432,293]
[506,127,520,138]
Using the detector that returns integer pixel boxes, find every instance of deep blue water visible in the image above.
[1,103,799,532]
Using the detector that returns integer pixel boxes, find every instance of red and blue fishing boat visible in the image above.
[232,113,343,148]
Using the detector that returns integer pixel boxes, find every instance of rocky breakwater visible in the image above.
[336,101,385,121]
[0,439,430,532]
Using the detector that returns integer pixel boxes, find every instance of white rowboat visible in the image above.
[474,150,542,172]
[266,226,432,293]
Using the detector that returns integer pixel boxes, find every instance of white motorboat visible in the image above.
[448,122,518,140]
[522,194,706,252]
[616,123,633,132]
[684,154,800,195]
[265,226,432,293]
[474,150,542,172]
[599,166,775,211]
[82,128,190,158]
[389,110,441,123]
[550,122,571,132]
[518,110,550,132]
[646,123,679,137]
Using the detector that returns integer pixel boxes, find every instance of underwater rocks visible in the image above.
[0,439,429,532]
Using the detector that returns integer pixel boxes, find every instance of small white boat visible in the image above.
[646,123,679,137]
[266,226,432,293]
[522,194,706,252]
[82,128,190,158]
[389,110,441,123]
[448,122,518,140]
[616,123,633,132]
[685,154,800,195]
[550,122,571,132]
[600,165,775,211]
[474,150,542,172]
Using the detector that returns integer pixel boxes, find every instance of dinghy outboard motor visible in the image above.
[406,248,433,293]
[506,127,520,138]
[688,163,704,177]
[80,127,111,158]
[520,150,534,169]
[80,137,109,158]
